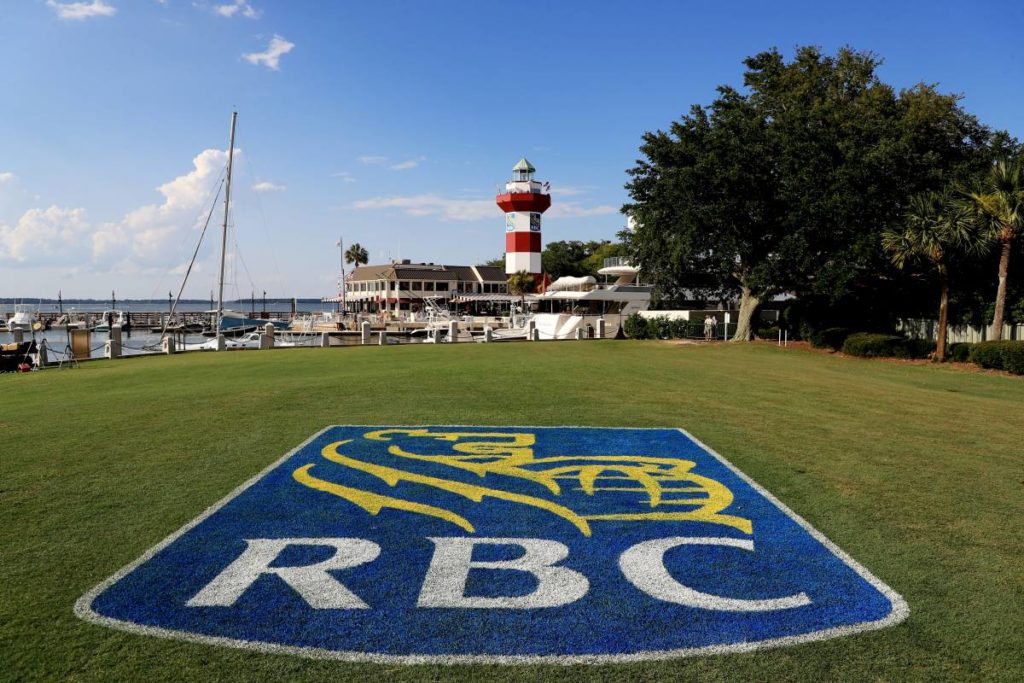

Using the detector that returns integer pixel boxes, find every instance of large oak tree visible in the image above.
[623,46,994,340]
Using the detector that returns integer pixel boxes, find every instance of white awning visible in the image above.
[547,275,596,292]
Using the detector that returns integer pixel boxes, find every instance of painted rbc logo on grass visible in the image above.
[76,427,907,663]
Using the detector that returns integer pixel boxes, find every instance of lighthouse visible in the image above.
[496,158,551,283]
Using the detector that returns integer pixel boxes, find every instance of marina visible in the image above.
[2,148,661,370]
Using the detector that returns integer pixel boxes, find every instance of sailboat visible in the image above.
[161,112,285,342]
[209,112,282,337]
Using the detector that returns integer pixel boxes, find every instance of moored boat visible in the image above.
[6,304,39,332]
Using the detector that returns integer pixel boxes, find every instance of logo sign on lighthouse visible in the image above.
[497,158,551,281]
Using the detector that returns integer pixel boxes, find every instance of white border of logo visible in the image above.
[74,426,909,665]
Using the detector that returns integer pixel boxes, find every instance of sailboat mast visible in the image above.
[216,111,237,335]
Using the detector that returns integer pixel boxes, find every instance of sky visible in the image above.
[1,0,1022,300]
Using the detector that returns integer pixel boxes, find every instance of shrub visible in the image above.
[841,333,934,359]
[669,317,691,339]
[650,316,674,340]
[904,338,938,359]
[810,327,852,351]
[946,343,974,363]
[968,341,1024,374]
[624,313,651,340]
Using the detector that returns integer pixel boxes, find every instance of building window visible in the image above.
[412,281,422,291]
[436,282,448,292]
[424,282,435,291]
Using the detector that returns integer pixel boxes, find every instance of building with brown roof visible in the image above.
[342,260,509,315]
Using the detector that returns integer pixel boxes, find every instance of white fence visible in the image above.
[897,319,1024,343]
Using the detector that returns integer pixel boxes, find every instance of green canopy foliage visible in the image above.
[344,243,369,268]
[542,240,625,280]
[506,270,536,298]
[623,46,1003,334]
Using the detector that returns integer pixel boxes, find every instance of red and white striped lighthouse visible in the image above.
[497,158,551,283]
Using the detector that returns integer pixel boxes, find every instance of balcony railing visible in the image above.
[602,257,634,269]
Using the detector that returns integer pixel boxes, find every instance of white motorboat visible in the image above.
[6,304,39,332]
[411,297,473,342]
[93,310,129,332]
[181,331,298,351]
[527,259,652,340]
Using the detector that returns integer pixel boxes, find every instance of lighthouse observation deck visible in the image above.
[496,179,551,213]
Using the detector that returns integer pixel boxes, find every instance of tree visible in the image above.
[623,46,996,341]
[480,256,505,268]
[624,83,782,341]
[345,243,369,268]
[506,270,536,308]
[964,159,1024,339]
[882,192,983,360]
[540,240,625,279]
[541,241,590,280]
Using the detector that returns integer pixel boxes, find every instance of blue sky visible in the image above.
[1,0,1021,299]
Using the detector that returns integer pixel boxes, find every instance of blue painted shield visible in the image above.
[76,426,907,662]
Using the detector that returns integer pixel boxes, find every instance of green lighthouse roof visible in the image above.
[513,157,535,173]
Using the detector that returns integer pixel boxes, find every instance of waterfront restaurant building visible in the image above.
[344,260,510,316]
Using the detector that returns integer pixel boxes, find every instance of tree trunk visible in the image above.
[935,262,949,362]
[991,240,1012,340]
[731,286,760,342]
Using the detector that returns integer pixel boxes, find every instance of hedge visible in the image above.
[841,333,934,359]
[624,314,707,340]
[946,343,974,363]
[810,327,852,351]
[623,313,652,339]
[968,341,1024,375]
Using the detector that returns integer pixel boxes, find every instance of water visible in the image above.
[0,326,420,361]
[0,300,336,317]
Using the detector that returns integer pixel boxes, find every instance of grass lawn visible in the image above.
[1,341,1021,682]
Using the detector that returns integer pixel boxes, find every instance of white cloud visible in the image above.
[357,155,425,171]
[0,172,15,184]
[551,185,587,196]
[0,206,91,263]
[92,148,231,266]
[353,193,617,221]
[389,156,426,171]
[0,149,242,274]
[352,194,498,222]
[243,34,294,71]
[331,172,356,183]
[46,0,117,20]
[212,0,260,18]
[252,180,285,193]
[548,202,617,218]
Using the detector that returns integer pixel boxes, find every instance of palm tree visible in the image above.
[344,243,369,269]
[964,159,1024,339]
[506,270,536,312]
[882,191,983,361]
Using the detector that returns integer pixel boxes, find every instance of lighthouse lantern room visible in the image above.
[496,158,551,282]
